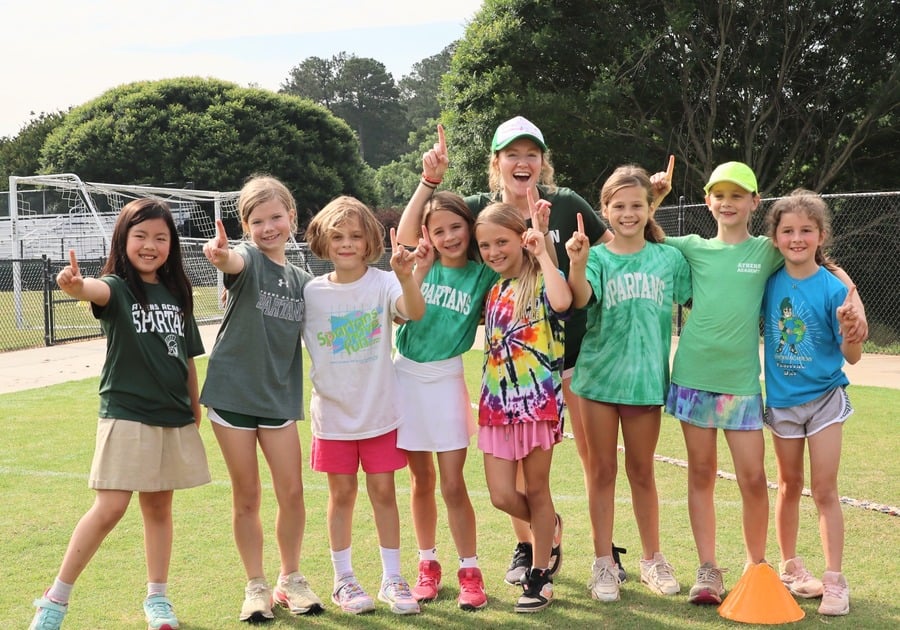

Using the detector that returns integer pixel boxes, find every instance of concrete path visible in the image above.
[1,324,897,394]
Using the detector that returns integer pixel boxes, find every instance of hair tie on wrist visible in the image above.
[421,173,442,185]
[420,178,437,189]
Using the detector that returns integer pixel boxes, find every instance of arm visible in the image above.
[397,124,450,246]
[390,228,426,320]
[525,228,572,312]
[204,219,245,275]
[829,267,867,343]
[565,214,593,308]
[837,286,863,364]
[186,357,202,426]
[57,249,111,306]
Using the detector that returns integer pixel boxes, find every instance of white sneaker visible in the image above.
[239,578,273,622]
[588,556,621,602]
[640,552,680,595]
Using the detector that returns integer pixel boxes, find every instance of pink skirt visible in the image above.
[477,421,561,462]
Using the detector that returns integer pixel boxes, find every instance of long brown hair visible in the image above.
[102,198,193,316]
[600,165,665,243]
[766,188,837,271]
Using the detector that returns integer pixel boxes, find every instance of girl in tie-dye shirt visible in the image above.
[474,202,572,613]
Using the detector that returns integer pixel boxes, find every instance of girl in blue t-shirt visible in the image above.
[761,190,861,616]
[394,190,497,610]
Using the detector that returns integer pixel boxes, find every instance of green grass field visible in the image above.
[4,352,899,628]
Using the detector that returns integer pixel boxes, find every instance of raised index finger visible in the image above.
[666,154,675,182]
[437,124,447,157]
[844,284,857,304]
[215,218,227,242]
[577,213,585,235]
[68,249,79,272]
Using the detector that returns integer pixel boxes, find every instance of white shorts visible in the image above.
[394,354,476,452]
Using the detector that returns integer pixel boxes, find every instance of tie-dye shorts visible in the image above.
[665,384,764,431]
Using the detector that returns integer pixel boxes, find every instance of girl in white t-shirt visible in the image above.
[301,196,425,616]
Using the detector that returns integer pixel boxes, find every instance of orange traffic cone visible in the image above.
[718,562,805,624]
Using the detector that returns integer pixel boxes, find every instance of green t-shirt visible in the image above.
[466,186,608,368]
[666,235,783,395]
[93,275,204,427]
[572,242,691,405]
[395,260,498,362]
[200,243,312,420]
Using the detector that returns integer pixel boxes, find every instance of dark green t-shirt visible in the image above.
[465,186,608,368]
[92,275,204,427]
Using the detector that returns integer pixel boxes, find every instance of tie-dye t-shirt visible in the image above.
[479,273,568,427]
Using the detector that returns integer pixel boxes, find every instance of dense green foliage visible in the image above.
[0,112,66,191]
[441,0,900,203]
[39,78,376,214]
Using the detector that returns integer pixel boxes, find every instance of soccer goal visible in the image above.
[6,174,253,336]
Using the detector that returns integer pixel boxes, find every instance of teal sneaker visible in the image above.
[143,595,179,630]
[30,596,67,630]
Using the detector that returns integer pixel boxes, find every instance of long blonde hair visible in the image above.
[475,202,542,322]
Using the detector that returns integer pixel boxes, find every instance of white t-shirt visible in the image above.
[302,266,404,440]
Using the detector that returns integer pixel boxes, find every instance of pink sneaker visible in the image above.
[779,557,824,598]
[410,560,442,602]
[457,568,487,611]
[819,571,850,616]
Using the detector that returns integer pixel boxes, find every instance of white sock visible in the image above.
[47,578,73,605]
[418,547,438,562]
[380,546,402,581]
[331,547,353,584]
[459,556,479,569]
[147,582,167,598]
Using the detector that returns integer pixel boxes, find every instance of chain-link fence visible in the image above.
[1,191,898,353]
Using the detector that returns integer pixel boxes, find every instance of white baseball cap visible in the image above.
[491,116,548,152]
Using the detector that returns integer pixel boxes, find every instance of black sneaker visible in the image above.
[515,568,553,613]
[548,513,563,577]
[505,542,533,586]
[612,544,628,583]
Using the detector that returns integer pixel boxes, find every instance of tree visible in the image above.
[441,0,900,202]
[40,77,376,213]
[399,43,457,131]
[0,111,67,190]
[281,54,411,169]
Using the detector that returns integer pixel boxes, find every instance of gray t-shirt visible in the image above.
[200,243,311,420]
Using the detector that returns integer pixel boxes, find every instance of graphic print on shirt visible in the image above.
[766,294,819,375]
[255,289,304,322]
[421,281,473,315]
[315,306,384,362]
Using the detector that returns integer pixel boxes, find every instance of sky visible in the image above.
[1,0,485,138]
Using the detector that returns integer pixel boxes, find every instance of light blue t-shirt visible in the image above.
[762,266,849,407]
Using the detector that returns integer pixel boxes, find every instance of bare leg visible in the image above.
[724,429,770,564]
[680,422,719,565]
[57,490,132,584]
[139,490,174,583]
[259,424,306,576]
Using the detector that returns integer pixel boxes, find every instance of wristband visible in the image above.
[420,178,437,190]
[421,173,442,185]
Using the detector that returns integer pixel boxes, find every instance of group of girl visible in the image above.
[29,116,865,629]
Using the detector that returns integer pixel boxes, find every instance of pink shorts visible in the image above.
[477,421,561,462]
[310,430,407,474]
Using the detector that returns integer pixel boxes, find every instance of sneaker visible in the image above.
[505,542,533,586]
[779,557,824,598]
[457,567,488,611]
[688,562,726,605]
[378,576,420,615]
[30,595,67,630]
[548,513,563,576]
[515,568,553,613]
[331,574,375,615]
[612,544,628,582]
[588,555,621,602]
[640,552,680,595]
[818,571,850,616]
[239,578,274,622]
[143,595,179,630]
[273,572,324,614]
[411,559,442,602]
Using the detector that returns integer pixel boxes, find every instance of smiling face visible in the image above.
[125,217,171,283]
[495,138,544,201]
[705,182,760,233]
[603,185,651,243]
[426,208,471,267]
[326,215,368,279]
[476,220,523,278]
[774,210,824,274]
[243,198,294,262]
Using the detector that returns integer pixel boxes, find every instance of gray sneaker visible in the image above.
[688,562,725,605]
[505,542,533,586]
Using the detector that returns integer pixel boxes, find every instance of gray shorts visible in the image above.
[764,387,853,439]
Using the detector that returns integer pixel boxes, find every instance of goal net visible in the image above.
[6,173,310,333]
